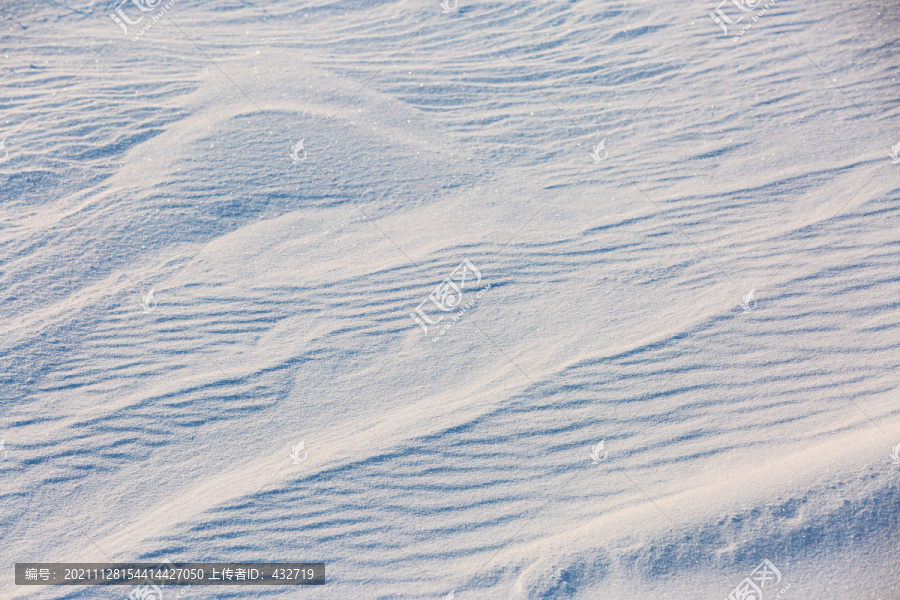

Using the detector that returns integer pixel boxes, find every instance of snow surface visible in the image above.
[1,0,899,598]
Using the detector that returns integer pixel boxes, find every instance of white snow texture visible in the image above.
[1,0,899,598]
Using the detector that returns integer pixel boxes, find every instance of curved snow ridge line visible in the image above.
[7,232,888,512]
[118,376,633,565]
[503,423,900,599]
[5,237,507,417]
[649,169,892,258]
[126,325,850,579]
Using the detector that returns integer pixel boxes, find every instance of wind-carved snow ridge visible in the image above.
[2,0,900,599]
